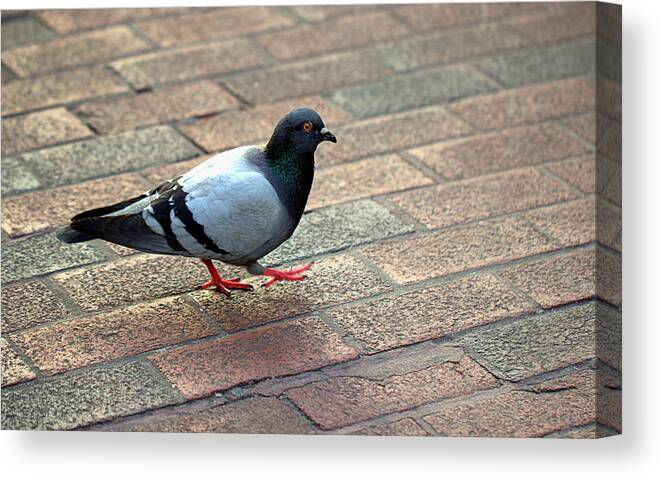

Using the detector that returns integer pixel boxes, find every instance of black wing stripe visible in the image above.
[150,195,186,252]
[172,188,228,255]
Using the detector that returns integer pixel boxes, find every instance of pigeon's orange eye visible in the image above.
[302,121,313,133]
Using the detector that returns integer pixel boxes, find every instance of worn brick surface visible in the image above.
[1,156,40,195]
[394,2,548,32]
[548,424,616,439]
[1,4,621,435]
[192,254,391,332]
[2,64,17,83]
[111,38,269,89]
[53,254,207,312]
[1,66,129,116]
[596,3,622,47]
[459,303,598,380]
[307,154,433,211]
[1,15,55,49]
[3,26,151,77]
[223,49,391,104]
[332,274,533,354]
[178,96,351,153]
[290,4,375,23]
[1,174,148,238]
[506,3,595,44]
[409,123,589,180]
[316,105,472,166]
[598,122,622,163]
[151,317,358,399]
[352,418,428,436]
[250,342,464,397]
[602,167,621,206]
[287,355,497,430]
[114,397,314,434]
[597,77,621,121]
[1,361,181,430]
[561,113,600,145]
[1,233,106,283]
[263,200,413,265]
[597,367,622,430]
[13,297,216,374]
[361,217,557,284]
[391,168,578,228]
[1,281,69,332]
[473,40,595,87]
[393,3,483,32]
[36,8,193,34]
[376,24,525,72]
[449,77,594,131]
[1,338,36,386]
[525,198,595,248]
[333,64,497,118]
[74,81,239,134]
[547,156,597,193]
[2,108,92,156]
[423,369,601,437]
[258,11,409,61]
[501,248,620,308]
[596,42,622,83]
[596,304,622,371]
[21,126,198,188]
[136,6,296,47]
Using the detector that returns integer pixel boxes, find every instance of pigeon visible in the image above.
[57,107,337,296]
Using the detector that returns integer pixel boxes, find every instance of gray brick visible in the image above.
[376,24,525,72]
[1,16,55,49]
[264,199,413,265]
[191,254,392,333]
[1,233,106,283]
[459,302,598,380]
[2,65,17,83]
[1,281,70,332]
[597,303,621,370]
[597,41,621,83]
[331,274,534,354]
[223,49,392,104]
[22,126,199,188]
[1,361,181,430]
[110,38,269,90]
[3,26,151,77]
[473,40,596,87]
[315,105,472,166]
[1,157,40,195]
[1,66,130,116]
[1,337,36,386]
[332,65,497,119]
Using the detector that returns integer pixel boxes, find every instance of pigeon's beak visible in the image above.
[320,127,337,143]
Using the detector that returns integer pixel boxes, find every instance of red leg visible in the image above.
[261,263,312,288]
[197,259,253,296]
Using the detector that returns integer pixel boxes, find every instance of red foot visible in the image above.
[262,264,312,288]
[197,259,253,297]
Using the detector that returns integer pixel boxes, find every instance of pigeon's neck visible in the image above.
[260,144,315,221]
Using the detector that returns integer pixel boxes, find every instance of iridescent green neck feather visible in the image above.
[261,143,315,220]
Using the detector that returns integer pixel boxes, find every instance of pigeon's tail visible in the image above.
[56,226,95,244]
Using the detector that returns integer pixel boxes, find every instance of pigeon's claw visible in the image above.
[261,264,312,288]
[196,279,231,297]
[198,259,253,297]
[196,277,253,296]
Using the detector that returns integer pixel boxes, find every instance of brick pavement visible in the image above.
[1,3,621,437]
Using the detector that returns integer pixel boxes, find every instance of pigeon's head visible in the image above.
[266,107,337,157]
